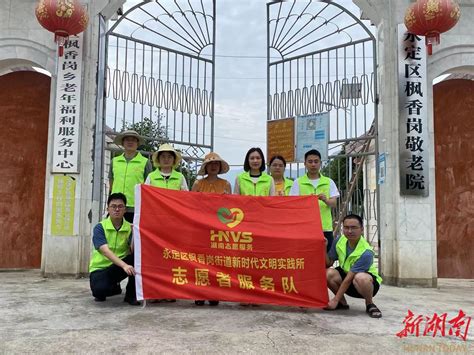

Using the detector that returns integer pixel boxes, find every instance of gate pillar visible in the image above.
[355,0,437,287]
[41,1,124,276]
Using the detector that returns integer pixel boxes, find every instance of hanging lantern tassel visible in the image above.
[425,32,441,55]
[35,0,89,57]
[404,0,461,55]
[54,31,69,57]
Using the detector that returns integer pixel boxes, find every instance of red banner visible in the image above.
[134,185,328,308]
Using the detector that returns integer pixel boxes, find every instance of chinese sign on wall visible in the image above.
[398,25,429,196]
[134,185,328,308]
[52,34,83,173]
[51,175,76,235]
[267,117,295,163]
[296,113,329,162]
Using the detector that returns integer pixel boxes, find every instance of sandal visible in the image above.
[366,303,382,318]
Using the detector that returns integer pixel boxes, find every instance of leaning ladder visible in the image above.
[333,123,375,237]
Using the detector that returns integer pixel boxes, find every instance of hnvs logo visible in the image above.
[217,207,244,228]
[211,207,253,249]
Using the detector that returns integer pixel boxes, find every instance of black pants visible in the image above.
[324,231,334,253]
[90,254,136,301]
[335,266,380,298]
[124,212,134,223]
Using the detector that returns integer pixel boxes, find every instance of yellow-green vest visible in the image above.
[147,169,184,190]
[336,235,382,284]
[296,173,333,231]
[284,178,294,196]
[111,153,148,207]
[89,218,131,273]
[238,172,272,196]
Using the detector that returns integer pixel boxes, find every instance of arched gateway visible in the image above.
[266,0,379,246]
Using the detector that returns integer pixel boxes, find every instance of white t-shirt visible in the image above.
[289,176,339,197]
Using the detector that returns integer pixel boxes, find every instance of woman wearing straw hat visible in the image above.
[110,130,152,223]
[191,152,232,307]
[145,143,188,303]
[145,143,188,191]
[192,152,231,195]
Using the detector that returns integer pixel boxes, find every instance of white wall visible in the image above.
[0,0,125,275]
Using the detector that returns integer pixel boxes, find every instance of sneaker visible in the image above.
[94,297,106,302]
[208,300,219,306]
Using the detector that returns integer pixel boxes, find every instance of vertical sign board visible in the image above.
[296,113,329,162]
[378,153,386,185]
[51,175,76,235]
[52,34,84,173]
[398,24,429,196]
[267,118,295,163]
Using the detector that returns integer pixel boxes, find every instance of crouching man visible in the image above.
[325,214,382,318]
[89,193,140,305]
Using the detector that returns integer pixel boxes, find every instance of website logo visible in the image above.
[217,207,244,228]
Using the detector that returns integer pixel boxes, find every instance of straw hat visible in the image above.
[113,130,144,146]
[198,152,230,175]
[152,143,182,168]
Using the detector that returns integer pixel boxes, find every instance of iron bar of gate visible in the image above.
[102,0,216,216]
[267,0,379,254]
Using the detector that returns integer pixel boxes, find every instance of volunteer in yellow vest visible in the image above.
[145,143,189,191]
[89,193,139,305]
[269,155,293,196]
[234,147,275,196]
[289,149,339,251]
[325,214,382,318]
[110,130,152,223]
[145,143,187,303]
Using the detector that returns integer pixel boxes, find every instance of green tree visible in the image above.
[126,117,167,152]
[125,116,197,186]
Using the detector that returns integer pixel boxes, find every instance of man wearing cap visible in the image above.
[110,130,153,223]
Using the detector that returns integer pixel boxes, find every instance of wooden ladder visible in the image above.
[333,123,375,236]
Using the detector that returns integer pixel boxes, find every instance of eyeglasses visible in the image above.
[343,226,361,231]
[109,204,125,210]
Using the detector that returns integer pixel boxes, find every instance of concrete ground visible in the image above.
[0,271,473,354]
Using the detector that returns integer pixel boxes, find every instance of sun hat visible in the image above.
[197,152,230,176]
[152,143,182,168]
[113,130,144,146]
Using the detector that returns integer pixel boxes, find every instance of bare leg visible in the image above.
[326,268,348,305]
[352,273,374,305]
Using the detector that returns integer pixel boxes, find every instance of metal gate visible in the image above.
[267,0,379,246]
[95,0,216,215]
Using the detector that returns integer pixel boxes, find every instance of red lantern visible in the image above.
[35,0,89,56]
[404,0,461,55]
